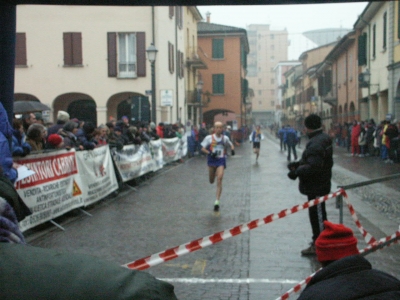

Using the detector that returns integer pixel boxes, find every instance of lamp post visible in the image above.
[146,43,158,123]
[197,80,203,125]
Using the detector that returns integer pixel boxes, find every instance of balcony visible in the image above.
[186,48,207,69]
[186,90,210,107]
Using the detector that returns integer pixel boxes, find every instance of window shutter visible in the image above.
[63,32,73,65]
[169,6,174,18]
[383,12,387,49]
[107,32,117,77]
[168,42,174,74]
[212,39,224,59]
[318,76,324,96]
[177,50,180,78]
[398,3,400,39]
[212,74,224,94]
[72,32,82,65]
[372,24,376,58]
[358,33,367,66]
[136,32,146,77]
[180,51,184,78]
[15,32,27,66]
[325,70,332,94]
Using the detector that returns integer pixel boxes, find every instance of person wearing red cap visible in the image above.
[45,134,64,150]
[297,221,400,299]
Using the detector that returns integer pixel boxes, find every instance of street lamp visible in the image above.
[197,80,203,125]
[146,43,158,123]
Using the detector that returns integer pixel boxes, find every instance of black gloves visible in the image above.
[210,152,218,159]
[287,161,300,171]
[287,170,298,180]
[231,149,235,156]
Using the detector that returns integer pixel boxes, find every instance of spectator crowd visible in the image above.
[330,118,400,164]
[0,100,187,186]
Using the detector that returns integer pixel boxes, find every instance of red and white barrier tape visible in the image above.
[123,188,346,270]
[344,198,377,245]
[276,229,400,300]
[276,193,399,300]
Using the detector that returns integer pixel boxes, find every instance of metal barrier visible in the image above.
[336,173,400,224]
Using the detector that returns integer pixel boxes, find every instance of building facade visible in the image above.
[197,18,249,129]
[246,24,289,127]
[15,5,192,126]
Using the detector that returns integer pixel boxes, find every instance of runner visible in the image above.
[250,125,262,162]
[201,121,235,212]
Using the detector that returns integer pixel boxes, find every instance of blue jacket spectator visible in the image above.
[0,103,17,183]
[11,119,31,157]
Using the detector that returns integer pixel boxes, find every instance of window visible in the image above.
[63,32,82,66]
[212,74,224,94]
[271,101,275,106]
[212,39,224,59]
[270,56,275,62]
[107,32,146,78]
[258,78,261,84]
[258,90,262,96]
[15,32,27,66]
[169,6,174,18]
[383,12,387,49]
[168,42,174,74]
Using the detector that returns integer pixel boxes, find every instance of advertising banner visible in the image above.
[112,144,155,182]
[161,137,181,165]
[14,149,84,232]
[75,146,119,206]
[150,139,163,172]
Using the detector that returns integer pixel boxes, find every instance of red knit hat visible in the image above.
[48,134,63,147]
[315,221,359,262]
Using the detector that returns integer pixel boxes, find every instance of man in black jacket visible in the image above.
[297,221,400,300]
[287,114,333,255]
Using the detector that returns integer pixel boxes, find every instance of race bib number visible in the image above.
[213,145,224,158]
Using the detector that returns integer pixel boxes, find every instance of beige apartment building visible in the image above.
[15,5,201,126]
[246,24,289,126]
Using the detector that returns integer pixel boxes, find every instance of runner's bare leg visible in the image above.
[209,166,216,184]
[215,165,224,200]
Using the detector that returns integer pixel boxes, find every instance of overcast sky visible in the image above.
[198,2,368,60]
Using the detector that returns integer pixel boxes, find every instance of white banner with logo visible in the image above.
[161,137,182,165]
[75,146,119,206]
[150,139,164,172]
[112,144,155,182]
[14,149,84,232]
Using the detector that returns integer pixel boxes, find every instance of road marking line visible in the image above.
[158,278,299,284]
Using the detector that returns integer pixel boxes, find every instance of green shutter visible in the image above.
[212,39,224,59]
[358,33,367,66]
[212,74,224,94]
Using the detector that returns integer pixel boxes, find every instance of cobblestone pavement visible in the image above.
[26,134,400,300]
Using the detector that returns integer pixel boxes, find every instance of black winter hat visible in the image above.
[304,114,321,130]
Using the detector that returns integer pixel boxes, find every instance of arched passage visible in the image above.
[107,92,149,124]
[68,99,97,126]
[53,93,96,125]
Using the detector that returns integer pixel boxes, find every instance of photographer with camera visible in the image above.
[287,114,333,256]
[201,121,235,212]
